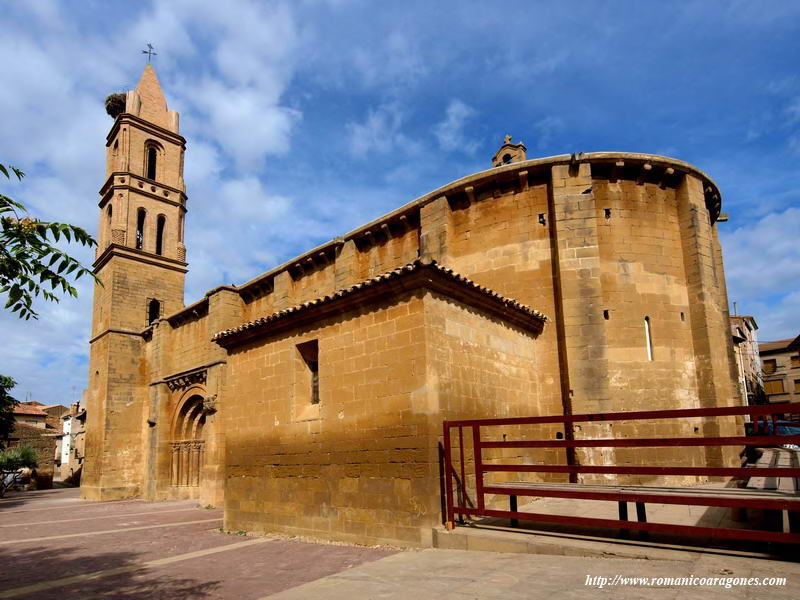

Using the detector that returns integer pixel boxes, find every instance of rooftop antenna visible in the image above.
[141,43,157,63]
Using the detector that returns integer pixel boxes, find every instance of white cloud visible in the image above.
[532,116,565,151]
[187,79,301,169]
[721,207,800,339]
[434,99,478,154]
[346,103,418,158]
[350,30,428,91]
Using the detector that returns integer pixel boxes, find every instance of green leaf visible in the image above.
[6,285,22,307]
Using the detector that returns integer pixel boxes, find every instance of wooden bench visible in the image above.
[745,447,800,532]
[485,469,800,539]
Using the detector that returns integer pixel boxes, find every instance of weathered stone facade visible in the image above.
[83,66,741,546]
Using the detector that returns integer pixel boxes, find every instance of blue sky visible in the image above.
[1,0,799,405]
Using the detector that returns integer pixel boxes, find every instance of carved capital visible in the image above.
[203,394,218,414]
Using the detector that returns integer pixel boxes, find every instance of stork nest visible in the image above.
[104,93,126,119]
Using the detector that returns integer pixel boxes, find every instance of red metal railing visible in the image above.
[443,403,800,544]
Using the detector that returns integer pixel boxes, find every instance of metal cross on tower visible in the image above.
[141,43,157,62]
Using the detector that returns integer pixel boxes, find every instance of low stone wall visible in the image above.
[7,422,56,489]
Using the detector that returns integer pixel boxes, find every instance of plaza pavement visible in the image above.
[1,487,798,599]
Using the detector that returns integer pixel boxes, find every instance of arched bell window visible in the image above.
[146,147,157,180]
[156,215,166,256]
[136,208,146,250]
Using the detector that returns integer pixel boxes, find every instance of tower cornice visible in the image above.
[106,113,186,148]
[93,243,188,274]
[99,172,187,209]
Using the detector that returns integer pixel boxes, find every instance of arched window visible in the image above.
[644,316,654,361]
[502,153,512,164]
[146,146,157,180]
[136,208,146,250]
[156,215,166,255]
[112,139,119,156]
[148,299,161,325]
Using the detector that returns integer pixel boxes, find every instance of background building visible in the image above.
[759,334,800,410]
[730,315,764,406]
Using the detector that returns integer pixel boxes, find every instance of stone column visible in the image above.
[170,442,180,486]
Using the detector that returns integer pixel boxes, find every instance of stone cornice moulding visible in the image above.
[106,113,186,148]
[93,243,188,274]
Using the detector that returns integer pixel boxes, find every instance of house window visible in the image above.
[136,208,146,250]
[156,215,166,256]
[791,356,800,368]
[794,379,800,394]
[644,316,653,361]
[296,340,319,405]
[146,146,157,180]
[763,359,777,375]
[764,379,785,395]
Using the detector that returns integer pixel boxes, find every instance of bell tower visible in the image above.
[82,64,188,500]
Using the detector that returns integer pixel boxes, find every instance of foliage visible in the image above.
[0,443,38,497]
[1,163,100,320]
[0,375,18,446]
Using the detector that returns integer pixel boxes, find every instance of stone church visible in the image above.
[82,65,740,546]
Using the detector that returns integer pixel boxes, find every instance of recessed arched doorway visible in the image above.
[170,394,206,489]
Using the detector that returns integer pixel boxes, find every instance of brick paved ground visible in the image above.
[1,488,799,599]
[0,487,393,599]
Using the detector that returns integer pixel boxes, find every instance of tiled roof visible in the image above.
[13,404,48,417]
[759,336,800,354]
[213,258,547,343]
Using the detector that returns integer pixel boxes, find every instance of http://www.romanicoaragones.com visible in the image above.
[585,574,787,589]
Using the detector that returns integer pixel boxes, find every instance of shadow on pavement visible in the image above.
[0,544,222,599]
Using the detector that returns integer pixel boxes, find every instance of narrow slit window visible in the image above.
[146,147,157,180]
[148,299,161,325]
[156,215,166,255]
[297,340,320,405]
[644,316,653,361]
[136,208,146,250]
[107,204,113,234]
